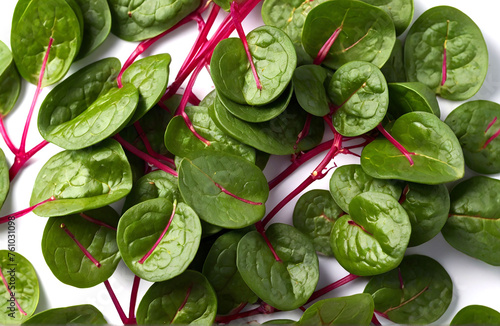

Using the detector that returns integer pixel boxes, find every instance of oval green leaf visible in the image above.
[293,65,329,117]
[23,304,107,324]
[451,305,500,325]
[0,40,21,116]
[388,82,440,119]
[74,0,112,59]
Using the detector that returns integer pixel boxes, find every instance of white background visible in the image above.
[1,0,500,324]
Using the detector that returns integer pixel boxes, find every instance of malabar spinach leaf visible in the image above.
[388,82,440,119]
[0,40,21,116]
[293,65,330,116]
[451,305,500,325]
[0,149,9,210]
[380,39,406,83]
[23,304,107,324]
[361,0,414,36]
[74,0,112,59]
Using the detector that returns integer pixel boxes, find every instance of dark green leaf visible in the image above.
[388,82,440,119]
[293,65,329,116]
[237,223,319,311]
[0,149,9,210]
[361,0,413,36]
[22,304,107,324]
[74,0,111,59]
[178,153,269,228]
[136,270,217,324]
[451,305,500,325]
[0,40,21,116]
[380,39,406,83]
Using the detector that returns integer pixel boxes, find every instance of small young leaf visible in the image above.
[293,65,330,117]
[0,40,21,116]
[23,304,107,324]
[388,82,440,119]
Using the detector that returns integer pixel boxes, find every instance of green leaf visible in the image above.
[298,294,374,325]
[380,39,406,83]
[211,97,324,155]
[41,206,121,288]
[388,82,440,119]
[136,270,217,324]
[361,0,414,36]
[292,189,343,256]
[360,112,464,184]
[202,231,258,315]
[293,65,329,116]
[331,192,410,276]
[108,0,200,41]
[451,305,500,325]
[445,100,500,174]
[0,149,9,210]
[404,6,488,100]
[164,105,256,163]
[0,251,39,324]
[23,304,107,324]
[0,40,21,116]
[30,138,133,217]
[117,198,201,282]
[302,0,395,69]
[237,223,319,311]
[74,0,112,59]
[364,254,452,324]
[211,26,296,106]
[11,0,82,86]
[178,153,269,228]
[329,164,402,214]
[442,176,500,266]
[122,53,171,123]
[328,61,389,137]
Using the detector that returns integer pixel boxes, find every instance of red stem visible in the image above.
[0,267,27,315]
[60,223,101,268]
[113,134,178,177]
[314,26,342,65]
[255,222,282,262]
[104,280,128,324]
[133,121,175,165]
[483,128,500,149]
[376,123,414,166]
[138,201,177,264]
[372,314,382,326]
[128,275,141,324]
[375,310,390,320]
[485,117,497,133]
[398,184,409,204]
[348,220,373,236]
[171,284,192,323]
[215,182,263,205]
[215,301,276,324]
[305,273,359,304]
[79,213,117,231]
[0,118,18,154]
[0,196,56,224]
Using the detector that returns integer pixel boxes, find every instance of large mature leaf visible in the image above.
[442,176,500,265]
[451,305,500,325]
[42,206,120,288]
[387,82,440,119]
[202,231,258,315]
[11,0,82,86]
[74,0,112,59]
[361,112,464,184]
[328,61,389,137]
[237,223,319,311]
[136,270,217,324]
[364,255,453,324]
[0,251,39,324]
[117,198,201,282]
[297,294,374,325]
[404,6,488,100]
[30,139,133,217]
[23,305,107,324]
[211,97,324,155]
[331,192,410,276]
[0,40,21,116]
[361,0,414,36]
[108,0,200,41]
[302,0,395,69]
[445,100,500,174]
[178,153,268,228]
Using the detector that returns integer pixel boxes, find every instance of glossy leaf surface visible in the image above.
[361,0,414,36]
[0,149,9,210]
[23,305,107,324]
[361,112,464,184]
[298,293,374,325]
[178,154,268,228]
[11,0,82,86]
[136,270,217,324]
[381,39,406,83]
[302,0,395,69]
[0,40,21,116]
[331,192,410,276]
[445,100,500,174]
[388,82,440,119]
[451,305,500,325]
[211,26,296,106]
[328,61,389,137]
[364,254,453,324]
[237,223,319,311]
[202,231,258,314]
[293,65,329,116]
[74,0,112,59]
[0,251,39,324]
[42,206,120,288]
[117,198,201,282]
[293,189,343,256]
[30,139,133,217]
[404,6,488,100]
[442,176,500,265]
[329,164,402,214]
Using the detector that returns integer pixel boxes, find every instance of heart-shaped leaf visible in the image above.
[331,192,410,276]
[23,304,107,324]
[360,112,464,184]
[0,40,21,116]
[237,223,319,311]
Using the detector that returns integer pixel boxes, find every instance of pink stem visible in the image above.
[398,184,409,204]
[0,267,27,315]
[255,222,282,262]
[79,213,117,231]
[230,2,262,90]
[372,314,382,326]
[0,118,18,154]
[9,140,50,181]
[375,310,390,320]
[348,220,373,236]
[104,280,128,324]
[306,273,359,304]
[20,37,53,153]
[113,134,178,177]
[128,275,141,323]
[0,196,56,224]
[138,201,177,264]
[216,301,276,324]
[171,284,192,322]
[314,27,342,65]
[441,44,447,86]
[294,114,312,153]
[60,223,101,268]
[376,123,414,166]
[483,128,500,149]
[215,182,262,205]
[133,121,175,165]
[486,117,497,133]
